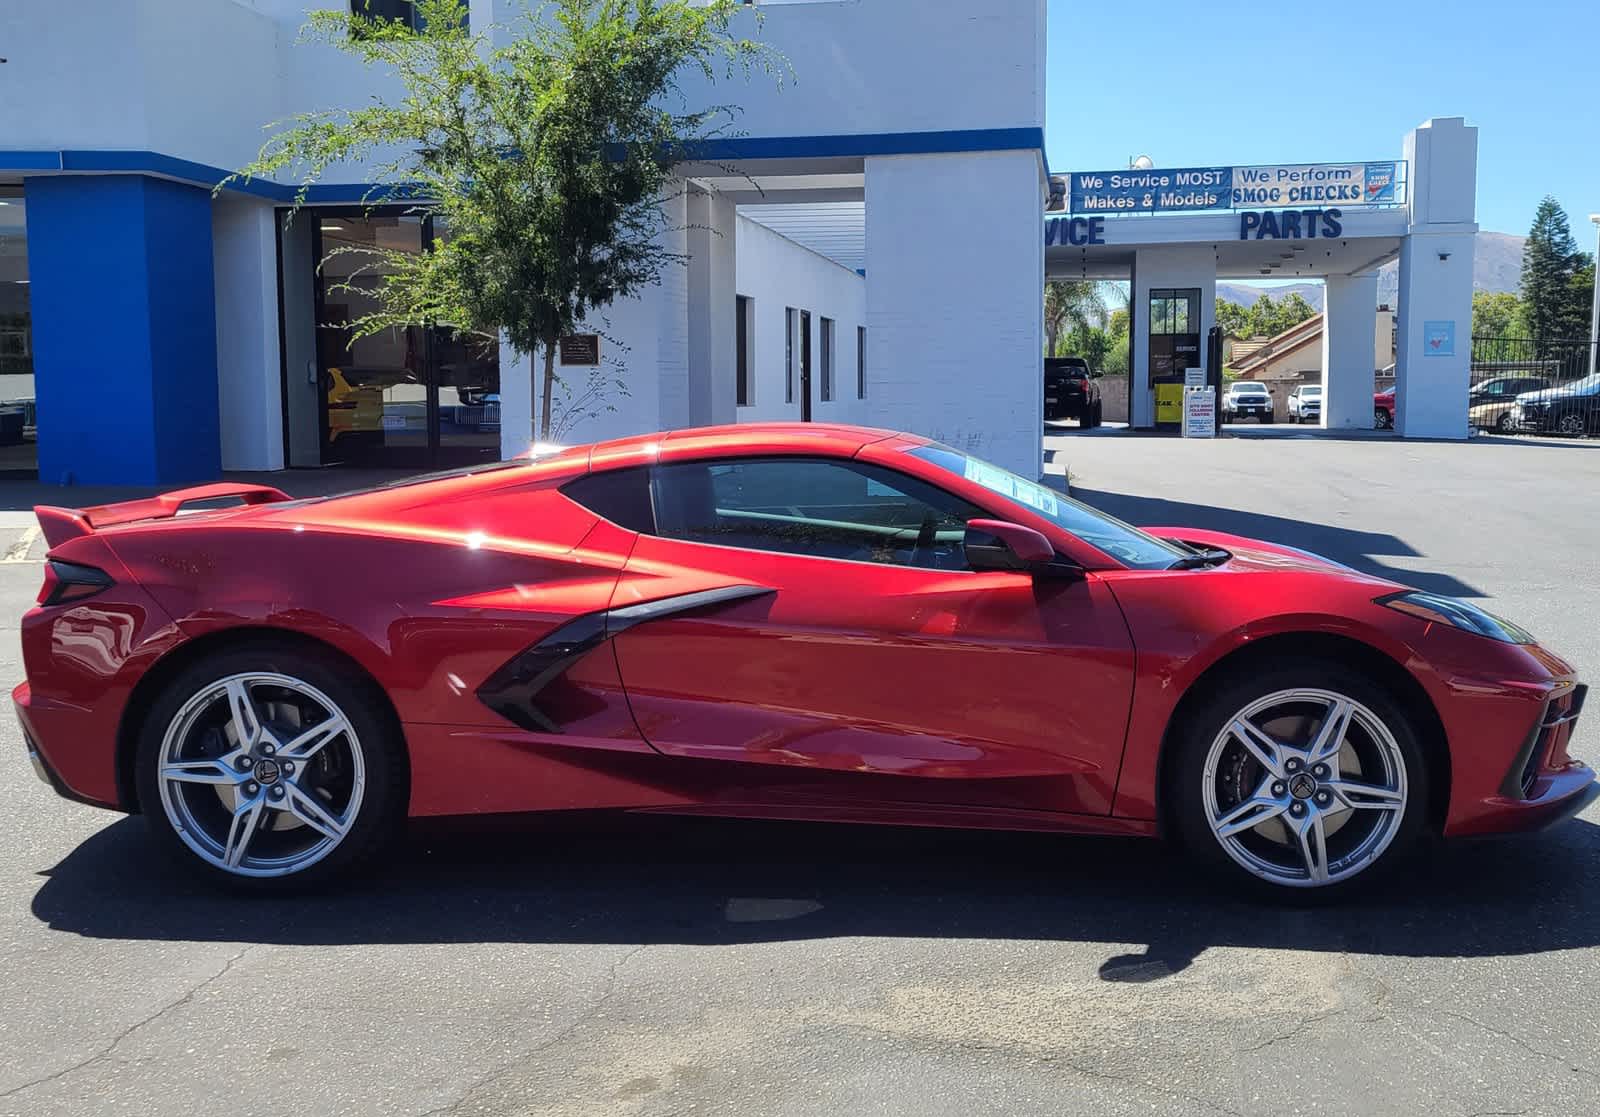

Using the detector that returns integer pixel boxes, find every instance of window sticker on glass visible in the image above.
[963,459,1059,516]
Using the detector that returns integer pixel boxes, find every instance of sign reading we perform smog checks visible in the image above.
[1066,162,1397,214]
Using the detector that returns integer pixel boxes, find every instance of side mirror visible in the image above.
[964,518,1064,574]
[1090,368,1104,379]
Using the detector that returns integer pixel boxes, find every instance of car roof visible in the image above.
[587,422,908,471]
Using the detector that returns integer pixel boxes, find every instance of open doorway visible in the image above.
[282,209,501,469]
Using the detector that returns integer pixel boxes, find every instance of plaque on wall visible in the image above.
[559,334,600,366]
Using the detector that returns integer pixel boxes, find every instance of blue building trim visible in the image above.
[24,176,221,485]
[0,128,1051,203]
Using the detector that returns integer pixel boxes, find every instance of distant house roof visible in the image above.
[1232,313,1324,376]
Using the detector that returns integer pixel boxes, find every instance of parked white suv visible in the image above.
[1288,385,1323,424]
[1223,381,1274,423]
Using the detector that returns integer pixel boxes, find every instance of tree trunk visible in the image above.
[539,342,557,442]
[1045,322,1059,359]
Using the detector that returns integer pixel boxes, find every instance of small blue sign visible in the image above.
[1423,320,1456,357]
[1364,162,1397,205]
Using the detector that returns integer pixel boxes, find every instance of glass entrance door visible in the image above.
[310,211,500,468]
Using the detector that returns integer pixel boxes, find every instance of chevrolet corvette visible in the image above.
[15,423,1596,896]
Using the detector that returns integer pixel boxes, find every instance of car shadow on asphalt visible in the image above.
[1069,486,1484,598]
[30,811,1600,981]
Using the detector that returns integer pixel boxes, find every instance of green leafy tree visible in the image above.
[1518,196,1593,342]
[1216,290,1319,338]
[229,0,773,440]
[1102,306,1131,377]
[1268,292,1317,335]
[1214,299,1251,337]
[1471,290,1521,338]
[1064,323,1110,372]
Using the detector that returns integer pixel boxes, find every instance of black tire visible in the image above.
[1260,414,1273,424]
[134,639,406,892]
[1375,409,1392,430]
[1167,658,1430,903]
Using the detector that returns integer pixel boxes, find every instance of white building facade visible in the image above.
[0,0,1048,484]
[0,0,1473,486]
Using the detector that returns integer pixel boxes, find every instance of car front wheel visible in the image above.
[135,642,405,889]
[1171,661,1428,899]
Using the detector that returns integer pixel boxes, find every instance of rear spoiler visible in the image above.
[34,482,293,548]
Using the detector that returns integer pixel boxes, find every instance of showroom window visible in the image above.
[651,457,982,569]
[784,307,797,404]
[820,317,835,402]
[350,0,464,30]
[736,295,753,407]
[0,188,35,477]
[857,326,866,399]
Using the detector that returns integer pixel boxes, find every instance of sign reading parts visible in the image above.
[1238,208,1343,240]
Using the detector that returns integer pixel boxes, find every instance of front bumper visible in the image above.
[1448,677,1597,836]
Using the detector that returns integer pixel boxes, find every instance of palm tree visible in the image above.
[1044,281,1126,358]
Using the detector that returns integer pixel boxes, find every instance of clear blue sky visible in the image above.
[1044,0,1600,242]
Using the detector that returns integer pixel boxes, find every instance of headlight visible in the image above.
[1378,590,1534,644]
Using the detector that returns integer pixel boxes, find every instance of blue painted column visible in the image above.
[22,175,221,485]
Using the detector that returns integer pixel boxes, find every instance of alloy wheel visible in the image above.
[1202,688,1408,888]
[1558,413,1585,436]
[155,672,366,877]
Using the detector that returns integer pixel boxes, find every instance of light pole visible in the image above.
[1590,214,1600,377]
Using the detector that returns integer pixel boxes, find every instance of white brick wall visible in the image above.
[863,150,1045,478]
[734,215,867,425]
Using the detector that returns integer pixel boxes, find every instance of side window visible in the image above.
[652,458,984,570]
[561,467,655,533]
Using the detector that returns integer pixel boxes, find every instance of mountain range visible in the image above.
[1218,231,1526,312]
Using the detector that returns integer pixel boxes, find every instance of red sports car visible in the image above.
[1374,386,1395,429]
[15,423,1595,897]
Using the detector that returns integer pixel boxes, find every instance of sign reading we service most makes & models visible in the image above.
[1066,162,1398,214]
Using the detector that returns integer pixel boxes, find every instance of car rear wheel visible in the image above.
[1170,661,1428,900]
[1375,409,1391,430]
[1557,412,1586,436]
[135,642,404,890]
[1494,412,1512,432]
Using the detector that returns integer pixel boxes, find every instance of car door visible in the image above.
[607,455,1138,817]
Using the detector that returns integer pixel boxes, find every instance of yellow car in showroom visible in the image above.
[325,366,425,444]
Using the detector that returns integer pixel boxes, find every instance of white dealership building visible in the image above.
[0,0,1476,484]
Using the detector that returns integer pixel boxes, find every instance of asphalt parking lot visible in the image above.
[4,435,1600,1117]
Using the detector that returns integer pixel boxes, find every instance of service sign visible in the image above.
[1066,161,1400,214]
[1069,168,1232,214]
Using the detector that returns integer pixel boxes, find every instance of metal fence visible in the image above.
[1470,336,1600,436]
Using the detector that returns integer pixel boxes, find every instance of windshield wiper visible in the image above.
[1167,547,1231,570]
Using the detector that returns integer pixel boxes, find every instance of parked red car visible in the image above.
[1374,386,1395,429]
[16,424,1594,897]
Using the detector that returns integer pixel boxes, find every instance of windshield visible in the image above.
[908,445,1187,570]
[1302,387,1322,397]
[1231,384,1267,395]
